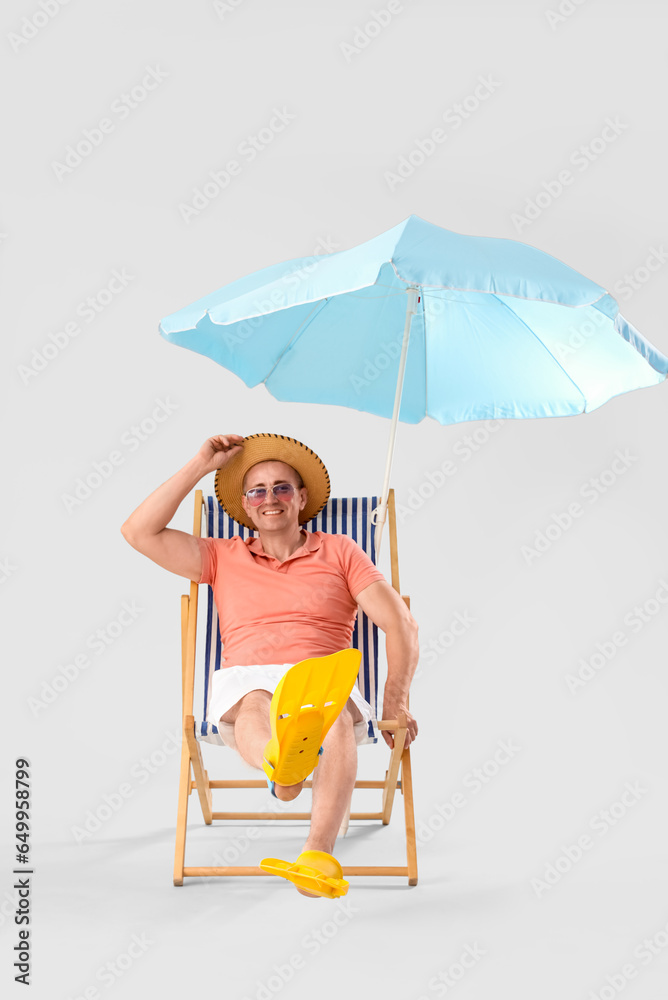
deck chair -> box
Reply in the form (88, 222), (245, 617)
(173, 487), (417, 886)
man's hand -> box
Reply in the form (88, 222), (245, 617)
(196, 434), (245, 475)
(121, 433), (245, 581)
(380, 695), (417, 750)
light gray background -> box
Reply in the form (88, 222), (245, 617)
(3, 1), (668, 997)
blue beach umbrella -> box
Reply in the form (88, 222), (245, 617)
(159, 215), (668, 554)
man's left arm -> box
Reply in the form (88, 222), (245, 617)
(354, 580), (419, 750)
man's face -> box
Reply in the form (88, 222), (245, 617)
(240, 460), (307, 532)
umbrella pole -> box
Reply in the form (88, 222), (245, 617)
(372, 285), (419, 558)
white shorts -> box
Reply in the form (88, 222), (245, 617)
(207, 662), (375, 751)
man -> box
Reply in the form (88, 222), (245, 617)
(121, 431), (419, 894)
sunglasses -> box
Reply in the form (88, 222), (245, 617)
(243, 483), (297, 506)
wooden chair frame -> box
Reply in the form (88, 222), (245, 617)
(173, 487), (417, 887)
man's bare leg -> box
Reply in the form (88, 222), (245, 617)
(220, 690), (305, 801)
(222, 692), (363, 893)
(291, 702), (361, 895)
(302, 701), (360, 854)
(222, 691), (362, 809)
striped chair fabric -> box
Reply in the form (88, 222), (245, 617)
(195, 495), (381, 747)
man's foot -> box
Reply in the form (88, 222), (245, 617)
(293, 841), (337, 896)
(259, 848), (347, 898)
(272, 779), (305, 802)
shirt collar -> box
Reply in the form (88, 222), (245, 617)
(246, 529), (322, 561)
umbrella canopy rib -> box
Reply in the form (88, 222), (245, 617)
(490, 292), (587, 412)
(260, 297), (331, 386)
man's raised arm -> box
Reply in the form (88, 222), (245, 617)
(120, 434), (244, 581)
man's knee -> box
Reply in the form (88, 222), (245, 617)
(345, 697), (363, 725)
(329, 701), (359, 730)
(220, 688), (271, 724)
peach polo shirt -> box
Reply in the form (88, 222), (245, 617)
(196, 529), (385, 668)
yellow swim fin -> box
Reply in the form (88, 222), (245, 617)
(259, 850), (348, 898)
(262, 648), (362, 788)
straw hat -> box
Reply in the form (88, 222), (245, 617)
(214, 432), (331, 530)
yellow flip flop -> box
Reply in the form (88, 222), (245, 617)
(259, 850), (348, 898)
(262, 648), (362, 788)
